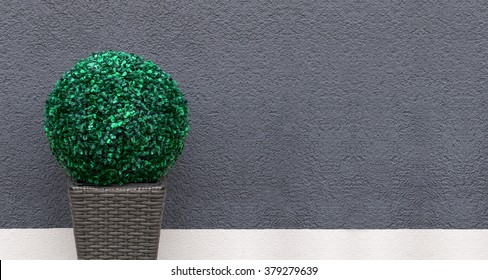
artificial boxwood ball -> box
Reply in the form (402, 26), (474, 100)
(44, 51), (189, 186)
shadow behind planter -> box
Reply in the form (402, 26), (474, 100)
(68, 176), (167, 260)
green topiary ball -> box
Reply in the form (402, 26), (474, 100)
(44, 51), (189, 186)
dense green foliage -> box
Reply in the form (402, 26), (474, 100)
(44, 51), (189, 185)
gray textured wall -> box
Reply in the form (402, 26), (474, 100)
(1, 0), (488, 229)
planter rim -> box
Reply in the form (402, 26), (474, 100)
(67, 175), (167, 189)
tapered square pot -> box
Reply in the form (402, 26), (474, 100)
(68, 176), (167, 260)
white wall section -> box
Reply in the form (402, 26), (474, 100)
(1, 229), (487, 260)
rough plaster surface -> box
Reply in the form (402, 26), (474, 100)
(1, 0), (488, 228)
(1, 229), (488, 259)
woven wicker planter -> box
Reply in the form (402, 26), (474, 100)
(68, 176), (167, 260)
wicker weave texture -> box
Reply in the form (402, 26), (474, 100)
(68, 178), (166, 260)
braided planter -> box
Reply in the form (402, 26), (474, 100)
(68, 176), (167, 260)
